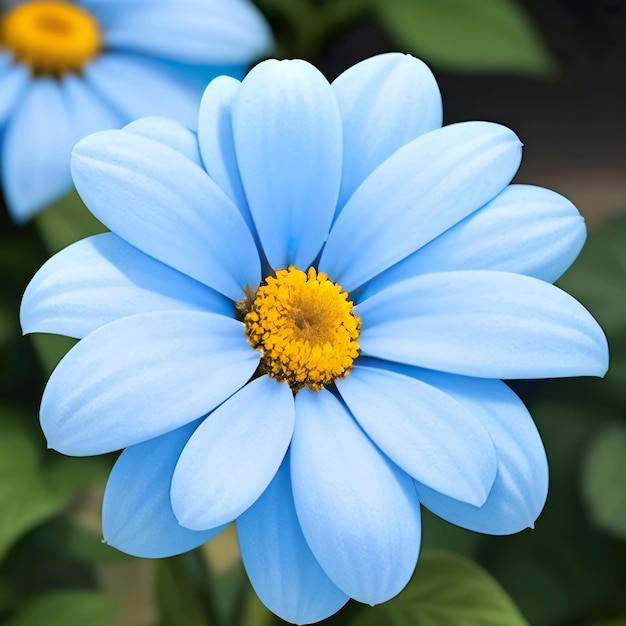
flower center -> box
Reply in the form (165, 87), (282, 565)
(243, 266), (361, 392)
(0, 1), (101, 77)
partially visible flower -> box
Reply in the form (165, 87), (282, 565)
(21, 54), (608, 624)
(0, 0), (271, 222)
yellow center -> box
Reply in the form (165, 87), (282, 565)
(0, 1), (101, 77)
(244, 266), (361, 391)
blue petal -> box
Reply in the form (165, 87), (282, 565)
(361, 184), (587, 299)
(336, 363), (496, 506)
(398, 365), (549, 534)
(237, 457), (349, 624)
(197, 76), (255, 232)
(319, 121), (522, 292)
(61, 73), (123, 139)
(157, 61), (245, 97)
(232, 59), (343, 269)
(171, 376), (294, 530)
(40, 310), (259, 455)
(356, 270), (609, 379)
(291, 388), (421, 604)
(2, 79), (77, 222)
(0, 62), (28, 125)
(97, 0), (271, 65)
(0, 52), (10, 72)
(21, 233), (231, 338)
(332, 53), (442, 215)
(102, 420), (225, 558)
(123, 116), (202, 166)
(70, 129), (260, 301)
(84, 52), (200, 129)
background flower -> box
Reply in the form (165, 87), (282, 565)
(0, 0), (271, 223)
(21, 53), (609, 624)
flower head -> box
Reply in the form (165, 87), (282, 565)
(0, 0), (271, 222)
(242, 266), (361, 391)
(21, 53), (608, 624)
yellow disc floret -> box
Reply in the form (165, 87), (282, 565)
(0, 1), (101, 77)
(244, 266), (361, 391)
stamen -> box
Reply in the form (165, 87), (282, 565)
(243, 266), (361, 391)
(0, 1), (101, 77)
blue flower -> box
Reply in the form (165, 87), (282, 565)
(0, 0), (271, 223)
(21, 54), (608, 624)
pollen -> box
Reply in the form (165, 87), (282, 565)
(0, 1), (101, 77)
(244, 266), (361, 392)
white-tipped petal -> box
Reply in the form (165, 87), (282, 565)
(2, 80), (76, 222)
(332, 52), (442, 214)
(410, 366), (548, 534)
(123, 116), (202, 166)
(361, 184), (587, 298)
(99, 0), (271, 65)
(41, 311), (258, 455)
(85, 52), (200, 129)
(71, 129), (260, 301)
(0, 63), (28, 125)
(320, 121), (522, 291)
(337, 363), (497, 505)
(172, 376), (294, 530)
(237, 458), (349, 624)
(232, 59), (342, 269)
(291, 388), (421, 604)
(197, 75), (255, 230)
(356, 270), (609, 379)
(62, 73), (122, 140)
(103, 421), (225, 558)
(21, 233), (231, 338)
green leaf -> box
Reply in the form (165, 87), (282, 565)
(420, 507), (482, 558)
(252, 0), (366, 58)
(588, 619), (626, 626)
(221, 561), (277, 626)
(53, 521), (128, 564)
(0, 410), (59, 560)
(582, 423), (626, 539)
(29, 333), (77, 378)
(557, 215), (626, 340)
(480, 400), (618, 626)
(372, 0), (557, 76)
(0, 409), (109, 560)
(5, 591), (116, 626)
(0, 303), (17, 348)
(556, 215), (626, 406)
(0, 217), (45, 291)
(154, 552), (220, 626)
(20, 517), (127, 564)
(35, 189), (106, 254)
(351, 549), (529, 626)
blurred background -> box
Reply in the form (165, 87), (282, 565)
(1, 1), (625, 625)
(312, 0), (626, 230)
